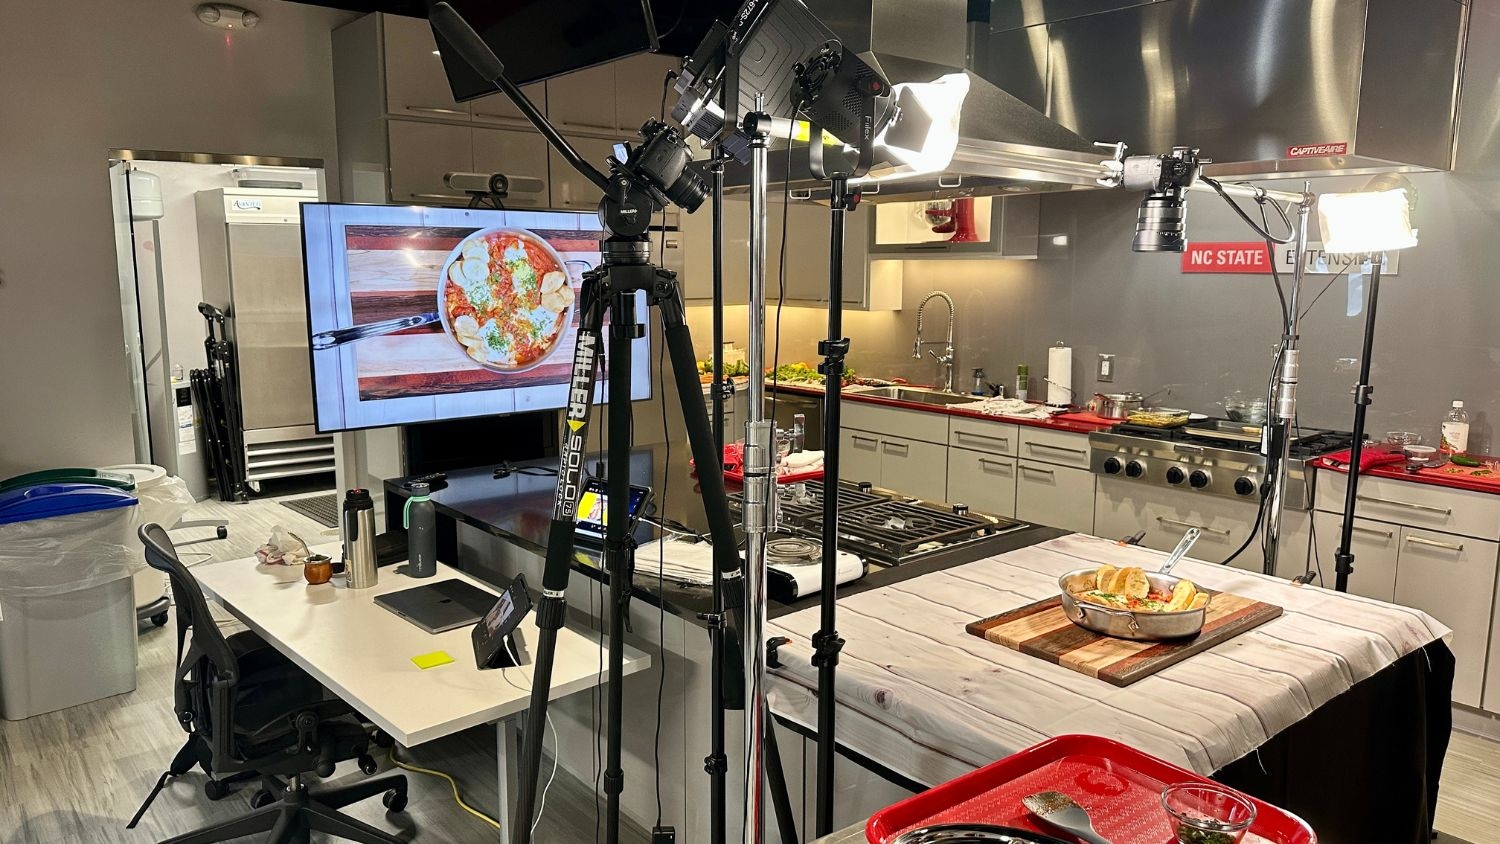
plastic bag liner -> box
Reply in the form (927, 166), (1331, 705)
(127, 472), (195, 529)
(0, 505), (145, 598)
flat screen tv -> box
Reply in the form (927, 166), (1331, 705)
(301, 203), (650, 433)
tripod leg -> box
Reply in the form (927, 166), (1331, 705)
(604, 290), (638, 844)
(513, 278), (609, 844)
(763, 708), (799, 844)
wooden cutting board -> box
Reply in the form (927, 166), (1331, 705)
(965, 592), (1283, 687)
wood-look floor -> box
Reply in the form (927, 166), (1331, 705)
(4, 489), (1497, 843)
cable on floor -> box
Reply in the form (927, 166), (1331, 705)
(386, 746), (501, 830)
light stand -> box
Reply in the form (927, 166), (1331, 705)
(1333, 256), (1384, 592)
(1260, 194), (1311, 578)
(428, 8), (745, 844)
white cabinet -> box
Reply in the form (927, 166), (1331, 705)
(879, 437), (949, 502)
(546, 63), (620, 135)
(382, 13), (468, 120)
(1319, 471), (1500, 541)
(1018, 428), (1093, 471)
(387, 119), (473, 204)
(841, 401), (947, 445)
(1309, 511), (1399, 601)
(947, 448), (1017, 517)
(1094, 478), (1309, 572)
(472, 128), (550, 208)
(1487, 572), (1500, 712)
(613, 53), (682, 132)
(1394, 527), (1497, 708)
(1017, 461), (1095, 534)
(949, 418), (1019, 457)
(679, 199), (750, 303)
(549, 135), (622, 211)
(839, 429), (883, 488)
(469, 84), (547, 128)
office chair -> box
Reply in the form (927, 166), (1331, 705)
(128, 523), (410, 844)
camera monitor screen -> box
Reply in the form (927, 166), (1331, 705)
(301, 203), (650, 432)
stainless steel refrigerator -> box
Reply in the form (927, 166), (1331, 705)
(195, 188), (334, 492)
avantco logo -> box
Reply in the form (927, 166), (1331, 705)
(1286, 142), (1348, 158)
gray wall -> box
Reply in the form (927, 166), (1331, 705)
(755, 0), (1500, 453)
(0, 0), (356, 476)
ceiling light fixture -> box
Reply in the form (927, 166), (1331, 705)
(196, 4), (259, 30)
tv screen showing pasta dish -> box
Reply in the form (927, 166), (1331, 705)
(301, 203), (650, 432)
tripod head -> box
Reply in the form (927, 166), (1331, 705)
(429, 3), (706, 246)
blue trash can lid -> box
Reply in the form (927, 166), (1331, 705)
(0, 483), (139, 526)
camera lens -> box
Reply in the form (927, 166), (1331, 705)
(1133, 192), (1187, 252)
(665, 167), (708, 213)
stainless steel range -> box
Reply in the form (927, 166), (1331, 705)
(730, 480), (1031, 567)
(1088, 419), (1353, 509)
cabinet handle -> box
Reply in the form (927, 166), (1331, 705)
(1020, 465), (1054, 477)
(977, 458), (1013, 472)
(851, 435), (879, 447)
(1155, 516), (1232, 537)
(405, 105), (467, 117)
(556, 120), (620, 134)
(1351, 524), (1395, 540)
(883, 442), (910, 456)
(473, 111), (526, 121)
(1404, 535), (1465, 553)
(1356, 494), (1452, 516)
(407, 192), (466, 202)
(1027, 442), (1088, 456)
(956, 431), (1011, 447)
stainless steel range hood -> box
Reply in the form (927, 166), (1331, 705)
(736, 0), (1467, 201)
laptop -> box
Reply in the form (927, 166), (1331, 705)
(374, 579), (499, 634)
(574, 477), (652, 546)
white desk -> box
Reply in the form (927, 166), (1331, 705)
(195, 543), (649, 841)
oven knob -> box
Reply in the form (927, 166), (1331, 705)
(953, 503), (970, 516)
(1102, 457), (1123, 475)
(1189, 469), (1211, 489)
(1234, 476), (1258, 496)
(1125, 460), (1146, 478)
(1166, 466), (1187, 485)
(857, 481), (874, 493)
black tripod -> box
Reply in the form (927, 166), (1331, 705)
(428, 7), (745, 843)
(1332, 258), (1385, 593)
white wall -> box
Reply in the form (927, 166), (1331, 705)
(0, 0), (356, 476)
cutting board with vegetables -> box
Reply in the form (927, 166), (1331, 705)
(965, 593), (1283, 687)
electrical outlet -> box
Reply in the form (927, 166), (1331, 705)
(1097, 354), (1115, 383)
(652, 827), (677, 844)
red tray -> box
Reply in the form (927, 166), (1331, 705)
(866, 735), (1315, 844)
(723, 465), (823, 485)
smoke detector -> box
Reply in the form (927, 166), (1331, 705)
(196, 4), (259, 29)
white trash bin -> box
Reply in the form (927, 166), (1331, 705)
(0, 484), (142, 720)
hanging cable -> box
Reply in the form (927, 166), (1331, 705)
(1200, 175), (1298, 244)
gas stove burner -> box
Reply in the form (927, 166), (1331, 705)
(766, 536), (822, 566)
(854, 510), (938, 534)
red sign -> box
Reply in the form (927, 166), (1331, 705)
(1181, 242), (1272, 273)
(1286, 142), (1348, 158)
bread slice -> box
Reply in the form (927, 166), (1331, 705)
(1094, 565), (1118, 591)
(1188, 592), (1210, 611)
(1166, 579), (1197, 611)
(1110, 567), (1150, 599)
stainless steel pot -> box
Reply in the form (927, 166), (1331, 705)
(1057, 568), (1208, 640)
(1087, 392), (1144, 419)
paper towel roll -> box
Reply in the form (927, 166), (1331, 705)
(1047, 343), (1073, 407)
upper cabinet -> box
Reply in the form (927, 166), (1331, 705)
(869, 194), (1041, 259)
(381, 14), (468, 120)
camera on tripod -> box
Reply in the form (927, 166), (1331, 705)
(601, 119), (708, 237)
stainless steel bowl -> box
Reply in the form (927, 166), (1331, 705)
(1058, 567), (1208, 640)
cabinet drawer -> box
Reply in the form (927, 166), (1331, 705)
(841, 401), (947, 445)
(1018, 427), (1092, 470)
(1016, 461), (1095, 534)
(949, 418), (1019, 457)
(879, 437), (948, 502)
(1394, 526), (1498, 707)
(839, 429), (883, 488)
(947, 448), (1016, 517)
(1318, 471), (1500, 541)
(1310, 511), (1399, 601)
(387, 120), (472, 204)
(471, 128), (549, 209)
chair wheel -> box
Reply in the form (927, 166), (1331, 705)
(358, 754), (379, 776)
(150, 612), (169, 627)
(382, 789), (408, 813)
(249, 789), (277, 809)
(372, 730), (395, 749)
(203, 779), (231, 801)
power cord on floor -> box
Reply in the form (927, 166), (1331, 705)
(386, 746), (501, 830)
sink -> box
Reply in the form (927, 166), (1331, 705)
(853, 386), (978, 406)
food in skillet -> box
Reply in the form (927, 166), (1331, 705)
(1071, 564), (1209, 613)
(444, 230), (574, 370)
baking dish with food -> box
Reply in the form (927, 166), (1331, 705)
(1057, 568), (1209, 640)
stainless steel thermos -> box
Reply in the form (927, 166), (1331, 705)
(341, 488), (378, 589)
(404, 482), (436, 578)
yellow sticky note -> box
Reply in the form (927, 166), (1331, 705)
(411, 651), (455, 670)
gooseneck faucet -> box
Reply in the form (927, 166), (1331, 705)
(912, 290), (957, 392)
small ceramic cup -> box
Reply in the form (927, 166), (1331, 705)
(304, 554), (333, 585)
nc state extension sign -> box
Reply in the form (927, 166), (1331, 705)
(1181, 242), (1271, 273)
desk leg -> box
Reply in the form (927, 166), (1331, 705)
(497, 716), (520, 844)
